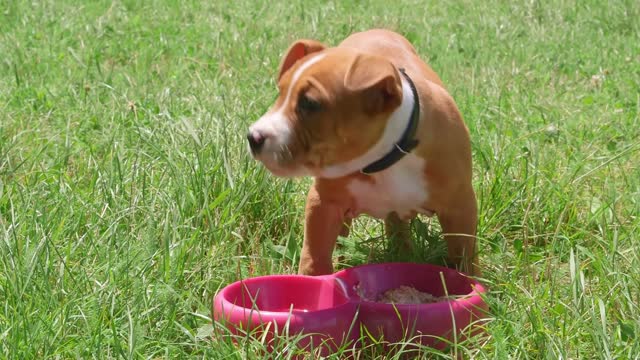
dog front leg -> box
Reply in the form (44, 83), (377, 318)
(298, 188), (344, 276)
(438, 187), (480, 276)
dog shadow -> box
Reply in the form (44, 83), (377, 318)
(335, 217), (448, 269)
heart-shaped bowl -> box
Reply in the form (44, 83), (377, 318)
(213, 263), (487, 354)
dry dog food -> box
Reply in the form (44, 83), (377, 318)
(355, 284), (448, 304)
(378, 285), (445, 304)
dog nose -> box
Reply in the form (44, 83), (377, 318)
(247, 130), (266, 153)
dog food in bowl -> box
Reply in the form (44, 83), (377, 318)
(379, 285), (447, 304)
(355, 284), (447, 304)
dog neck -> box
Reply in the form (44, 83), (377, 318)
(318, 70), (417, 178)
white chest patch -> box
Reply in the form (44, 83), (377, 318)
(346, 154), (431, 220)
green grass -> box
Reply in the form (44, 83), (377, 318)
(1, 0), (639, 358)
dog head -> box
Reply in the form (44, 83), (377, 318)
(247, 39), (408, 178)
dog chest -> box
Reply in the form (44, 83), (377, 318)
(346, 154), (430, 220)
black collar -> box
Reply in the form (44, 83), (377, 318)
(360, 68), (420, 175)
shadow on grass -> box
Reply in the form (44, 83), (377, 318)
(336, 217), (449, 270)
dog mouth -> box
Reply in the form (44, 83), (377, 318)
(246, 120), (320, 178)
(249, 145), (312, 178)
(257, 160), (311, 178)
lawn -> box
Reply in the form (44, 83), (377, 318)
(1, 0), (639, 358)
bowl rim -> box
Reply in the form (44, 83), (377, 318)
(214, 274), (355, 318)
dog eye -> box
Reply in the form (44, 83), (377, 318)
(297, 94), (323, 114)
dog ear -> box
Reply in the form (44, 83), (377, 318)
(343, 54), (403, 114)
(278, 39), (326, 81)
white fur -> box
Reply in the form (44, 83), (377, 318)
(319, 76), (415, 178)
(249, 54), (326, 153)
(346, 154), (431, 220)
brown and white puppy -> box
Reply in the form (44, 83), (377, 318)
(247, 29), (479, 276)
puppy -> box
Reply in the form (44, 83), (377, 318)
(247, 29), (479, 276)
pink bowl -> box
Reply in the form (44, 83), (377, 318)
(213, 263), (487, 353)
